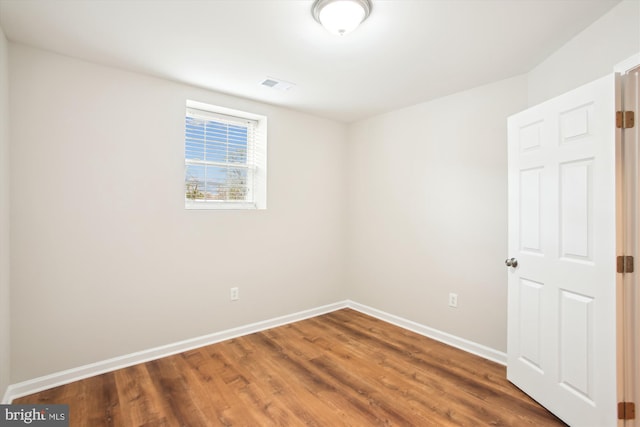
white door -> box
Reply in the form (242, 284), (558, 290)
(507, 74), (617, 426)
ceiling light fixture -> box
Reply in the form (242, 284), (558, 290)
(311, 0), (373, 36)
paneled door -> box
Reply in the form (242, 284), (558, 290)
(507, 74), (617, 426)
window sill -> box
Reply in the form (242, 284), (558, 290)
(185, 200), (260, 210)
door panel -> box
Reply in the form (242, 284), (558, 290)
(558, 289), (593, 400)
(520, 168), (543, 252)
(518, 278), (543, 370)
(560, 159), (593, 261)
(507, 74), (616, 426)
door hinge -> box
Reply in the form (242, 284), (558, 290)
(618, 402), (636, 420)
(617, 255), (635, 273)
(616, 110), (635, 129)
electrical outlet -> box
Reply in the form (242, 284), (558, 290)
(230, 287), (239, 301)
(448, 293), (458, 308)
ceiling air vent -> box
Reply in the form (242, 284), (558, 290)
(260, 77), (295, 91)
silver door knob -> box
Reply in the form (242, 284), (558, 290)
(505, 258), (518, 268)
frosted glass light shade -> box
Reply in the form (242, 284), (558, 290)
(312, 0), (372, 36)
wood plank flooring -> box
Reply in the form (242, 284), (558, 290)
(14, 308), (566, 426)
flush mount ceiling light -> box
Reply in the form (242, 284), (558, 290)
(311, 0), (373, 36)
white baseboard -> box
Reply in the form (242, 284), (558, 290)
(3, 299), (505, 403)
(3, 300), (349, 403)
(2, 386), (10, 405)
(347, 300), (507, 366)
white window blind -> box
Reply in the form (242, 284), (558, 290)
(184, 103), (266, 209)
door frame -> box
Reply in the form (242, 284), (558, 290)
(615, 53), (640, 427)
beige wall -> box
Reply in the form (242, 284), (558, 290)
(0, 24), (10, 397)
(9, 44), (348, 382)
(346, 76), (528, 352)
(528, 0), (640, 105)
(345, 0), (640, 354)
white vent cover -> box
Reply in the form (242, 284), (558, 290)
(260, 77), (296, 91)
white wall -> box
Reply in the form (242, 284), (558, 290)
(9, 44), (348, 382)
(528, 0), (640, 105)
(345, 0), (639, 355)
(0, 24), (10, 398)
(346, 76), (528, 352)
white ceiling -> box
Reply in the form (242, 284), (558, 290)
(0, 0), (620, 122)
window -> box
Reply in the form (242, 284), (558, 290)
(184, 100), (267, 209)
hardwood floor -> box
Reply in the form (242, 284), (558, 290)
(14, 309), (566, 426)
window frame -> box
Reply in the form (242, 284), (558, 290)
(184, 100), (267, 210)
